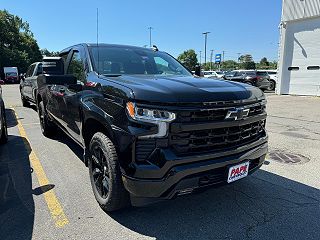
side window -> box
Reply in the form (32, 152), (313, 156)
(67, 51), (86, 83)
(28, 64), (35, 77)
(36, 64), (43, 76)
(60, 52), (69, 73)
(154, 56), (170, 73)
(26, 66), (32, 77)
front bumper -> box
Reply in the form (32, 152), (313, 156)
(122, 139), (267, 201)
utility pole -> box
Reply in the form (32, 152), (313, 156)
(148, 27), (153, 47)
(222, 51), (225, 63)
(210, 49), (214, 70)
(202, 32), (210, 65)
(199, 51), (202, 66)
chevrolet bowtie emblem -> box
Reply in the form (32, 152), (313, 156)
(225, 108), (250, 120)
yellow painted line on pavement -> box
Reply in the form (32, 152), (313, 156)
(12, 107), (69, 228)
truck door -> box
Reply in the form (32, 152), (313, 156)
(61, 47), (87, 144)
(24, 64), (36, 99)
(46, 52), (72, 129)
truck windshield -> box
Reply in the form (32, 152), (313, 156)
(89, 46), (192, 77)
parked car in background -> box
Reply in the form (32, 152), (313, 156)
(20, 57), (63, 107)
(266, 70), (277, 91)
(203, 71), (225, 78)
(20, 62), (42, 107)
(224, 70), (271, 91)
(0, 84), (8, 144)
(3, 67), (19, 84)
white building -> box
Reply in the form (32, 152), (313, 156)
(278, 0), (320, 96)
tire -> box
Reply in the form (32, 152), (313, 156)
(21, 93), (29, 107)
(88, 132), (130, 212)
(267, 80), (276, 91)
(0, 105), (8, 144)
(38, 101), (55, 137)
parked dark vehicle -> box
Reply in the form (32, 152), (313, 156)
(224, 70), (271, 91)
(20, 57), (63, 107)
(36, 43), (268, 211)
(0, 85), (8, 144)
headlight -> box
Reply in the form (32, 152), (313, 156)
(126, 102), (176, 138)
(126, 102), (176, 122)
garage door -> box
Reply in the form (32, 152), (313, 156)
(283, 17), (320, 96)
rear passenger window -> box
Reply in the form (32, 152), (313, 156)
(307, 66), (320, 70)
(288, 67), (299, 71)
(27, 64), (35, 77)
(67, 51), (86, 83)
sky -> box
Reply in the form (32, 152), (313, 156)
(1, 0), (282, 62)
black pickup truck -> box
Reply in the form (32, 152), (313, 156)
(36, 43), (268, 211)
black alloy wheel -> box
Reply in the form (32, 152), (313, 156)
(91, 144), (111, 199)
(88, 132), (130, 212)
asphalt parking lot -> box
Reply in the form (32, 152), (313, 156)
(0, 85), (319, 240)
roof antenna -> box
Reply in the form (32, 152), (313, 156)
(96, 8), (100, 75)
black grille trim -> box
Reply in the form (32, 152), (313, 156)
(175, 102), (266, 123)
(169, 120), (266, 156)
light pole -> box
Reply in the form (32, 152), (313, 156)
(199, 51), (202, 66)
(148, 27), (153, 47)
(202, 32), (210, 65)
(210, 49), (214, 70)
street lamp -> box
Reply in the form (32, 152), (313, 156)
(199, 51), (202, 66)
(210, 49), (214, 70)
(202, 32), (210, 65)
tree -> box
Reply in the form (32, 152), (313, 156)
(177, 49), (198, 71)
(40, 48), (59, 57)
(239, 54), (253, 63)
(221, 60), (238, 70)
(241, 61), (256, 70)
(239, 54), (256, 70)
(0, 9), (42, 78)
(260, 57), (269, 66)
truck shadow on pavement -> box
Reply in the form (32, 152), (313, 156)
(0, 114), (54, 240)
(110, 170), (320, 240)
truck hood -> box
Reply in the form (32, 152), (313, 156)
(101, 75), (265, 103)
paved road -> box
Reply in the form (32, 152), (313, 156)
(0, 85), (319, 240)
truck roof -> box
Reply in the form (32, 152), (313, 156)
(60, 43), (155, 54)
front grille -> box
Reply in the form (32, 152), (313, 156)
(170, 120), (266, 155)
(175, 103), (265, 123)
